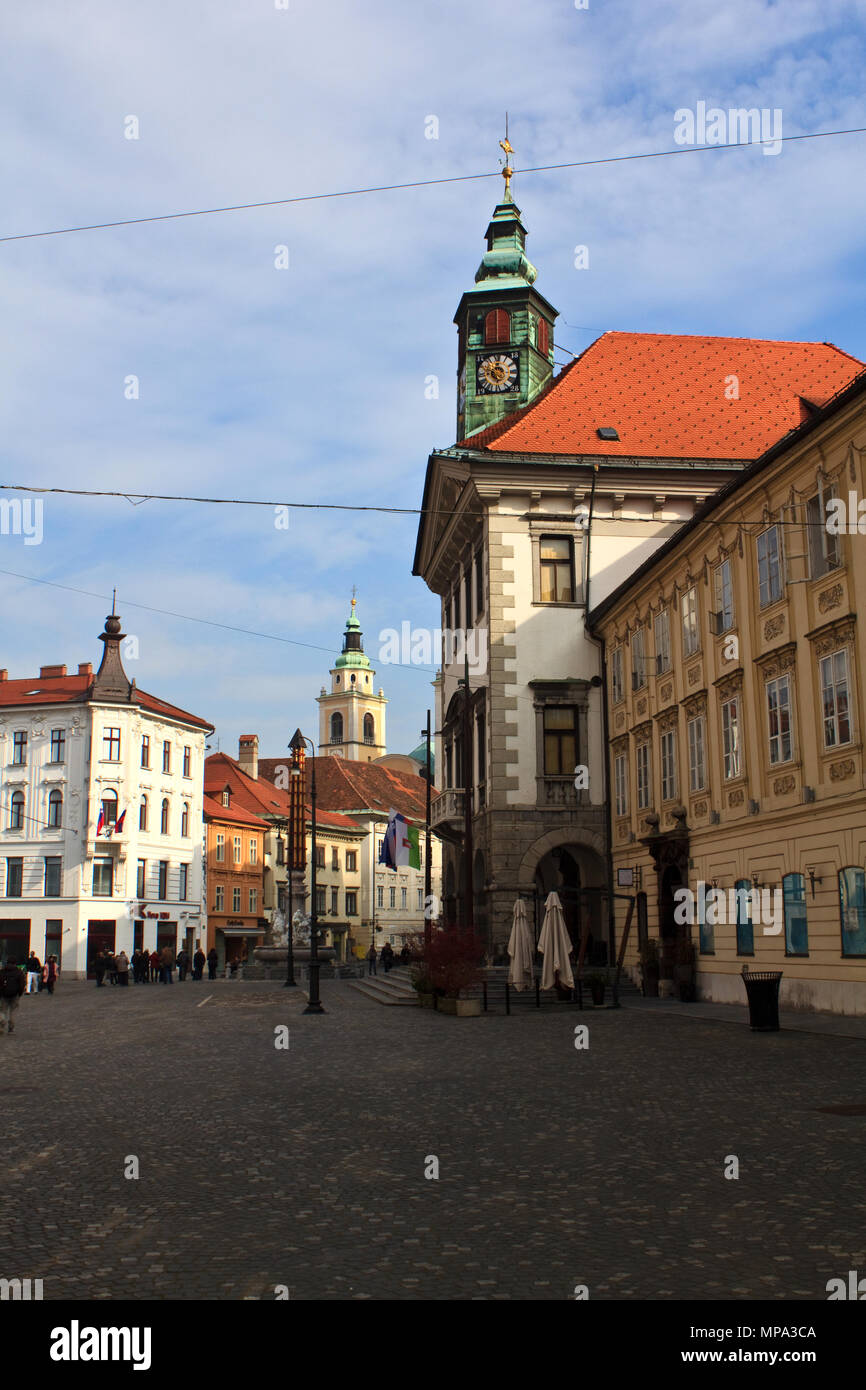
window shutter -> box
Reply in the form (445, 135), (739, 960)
(485, 308), (510, 345)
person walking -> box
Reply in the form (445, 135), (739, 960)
(43, 956), (58, 996)
(160, 945), (174, 984)
(381, 942), (393, 974)
(192, 948), (205, 981)
(176, 949), (189, 982)
(94, 950), (107, 987)
(108, 952), (118, 986)
(25, 952), (42, 995)
(366, 944), (377, 976)
(0, 959), (26, 1034)
(206, 947), (218, 981)
(149, 949), (160, 983)
(116, 951), (130, 986)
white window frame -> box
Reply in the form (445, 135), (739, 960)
(757, 525), (783, 607)
(722, 697), (741, 780)
(821, 650), (851, 749)
(766, 674), (793, 765)
(661, 729), (678, 801)
(687, 715), (706, 793)
(611, 647), (624, 704)
(636, 743), (651, 810)
(681, 588), (699, 657)
(654, 610), (671, 675)
(712, 559), (734, 633)
(614, 753), (628, 816)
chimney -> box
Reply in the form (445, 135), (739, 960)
(238, 734), (259, 780)
(40, 664), (67, 679)
(78, 662), (93, 677)
(0, 670), (7, 682)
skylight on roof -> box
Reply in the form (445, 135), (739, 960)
(24, 689), (42, 695)
(597, 427), (619, 441)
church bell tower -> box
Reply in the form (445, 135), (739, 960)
(454, 128), (559, 441)
(316, 598), (387, 761)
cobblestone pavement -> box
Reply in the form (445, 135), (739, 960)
(2, 978), (865, 1301)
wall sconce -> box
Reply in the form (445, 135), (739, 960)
(752, 871), (761, 890)
(806, 867), (823, 899)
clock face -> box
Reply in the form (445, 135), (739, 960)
(476, 351), (520, 395)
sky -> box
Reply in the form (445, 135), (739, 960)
(1, 0), (864, 760)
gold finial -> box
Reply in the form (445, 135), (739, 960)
(499, 112), (514, 193)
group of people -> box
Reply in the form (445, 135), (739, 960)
(94, 945), (219, 985)
(366, 942), (413, 975)
(0, 954), (59, 1035)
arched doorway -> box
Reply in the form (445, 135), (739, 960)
(532, 841), (607, 965)
(659, 863), (684, 978)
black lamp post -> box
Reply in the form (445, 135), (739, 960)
(283, 814), (296, 988)
(297, 733), (324, 1015)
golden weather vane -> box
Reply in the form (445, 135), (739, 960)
(499, 112), (515, 194)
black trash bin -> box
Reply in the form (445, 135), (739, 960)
(741, 970), (783, 1031)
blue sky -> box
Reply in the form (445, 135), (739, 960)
(1, 0), (864, 759)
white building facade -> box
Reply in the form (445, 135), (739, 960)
(0, 611), (212, 977)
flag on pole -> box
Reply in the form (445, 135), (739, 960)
(114, 809), (126, 834)
(96, 808), (105, 837)
(379, 810), (421, 871)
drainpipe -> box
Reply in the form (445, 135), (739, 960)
(582, 465), (616, 964)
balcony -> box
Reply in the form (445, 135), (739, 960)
(431, 788), (465, 832)
(540, 778), (579, 807)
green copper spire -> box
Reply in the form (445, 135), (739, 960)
(334, 597), (372, 670)
(474, 193), (538, 288)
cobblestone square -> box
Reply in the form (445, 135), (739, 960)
(3, 979), (865, 1301)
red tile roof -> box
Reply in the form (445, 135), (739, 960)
(0, 671), (212, 729)
(258, 756), (428, 824)
(202, 794), (269, 830)
(467, 331), (864, 459)
(204, 754), (363, 832)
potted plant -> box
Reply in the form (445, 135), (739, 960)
(409, 965), (436, 1009)
(639, 939), (660, 997)
(425, 928), (485, 1016)
(585, 971), (607, 1007)
(673, 938), (696, 1002)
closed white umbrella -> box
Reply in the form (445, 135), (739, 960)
(538, 891), (574, 991)
(507, 898), (535, 991)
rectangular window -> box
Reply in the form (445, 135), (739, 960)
(722, 698), (740, 780)
(183, 746), (191, 778)
(232, 886), (241, 913)
(162, 741), (171, 774)
(712, 559), (734, 634)
(543, 707), (578, 776)
(654, 610), (671, 674)
(821, 650), (851, 748)
(104, 727), (121, 761)
(807, 491), (840, 578)
(346, 890), (357, 916)
(681, 587), (699, 657)
(12, 731), (27, 765)
(757, 526), (783, 607)
(137, 859), (146, 898)
(611, 647), (624, 704)
(216, 834), (225, 863)
(661, 729), (677, 801)
(249, 839), (257, 865)
(158, 861), (168, 900)
(331, 888), (338, 915)
(5, 858), (23, 897)
(389, 886), (396, 909)
(50, 729), (66, 763)
(141, 735), (150, 768)
(315, 844), (325, 869)
(315, 887), (326, 916)
(93, 858), (113, 897)
(346, 850), (357, 872)
(44, 856), (62, 898)
(215, 885), (225, 911)
(614, 754), (628, 817)
(377, 885), (384, 909)
(331, 847), (339, 871)
(784, 873), (808, 955)
(401, 887), (407, 910)
(636, 743), (651, 810)
(179, 864), (188, 902)
(840, 868), (866, 957)
(734, 881), (754, 956)
(687, 716), (706, 793)
(631, 628), (646, 690)
(249, 888), (257, 914)
(539, 535), (574, 603)
(233, 836), (242, 865)
(417, 888), (423, 911)
(766, 675), (793, 765)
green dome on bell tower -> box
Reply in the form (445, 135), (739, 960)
(334, 597), (372, 670)
(453, 128), (559, 442)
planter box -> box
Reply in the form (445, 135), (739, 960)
(417, 992), (436, 1009)
(437, 997), (481, 1017)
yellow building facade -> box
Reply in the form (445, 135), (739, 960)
(591, 371), (866, 1015)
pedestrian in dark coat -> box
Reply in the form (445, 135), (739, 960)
(149, 950), (160, 983)
(193, 949), (206, 981)
(367, 944), (377, 976)
(44, 956), (58, 995)
(206, 948), (218, 981)
(94, 952), (107, 987)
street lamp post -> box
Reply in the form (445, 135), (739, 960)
(295, 732), (324, 1015)
(283, 815), (296, 988)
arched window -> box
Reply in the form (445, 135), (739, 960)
(363, 714), (375, 745)
(484, 308), (510, 345)
(161, 798), (170, 835)
(839, 867), (866, 957)
(10, 790), (24, 830)
(537, 316), (550, 356)
(330, 713), (343, 745)
(101, 791), (118, 830)
(48, 789), (63, 829)
(734, 880), (753, 956)
(181, 803), (189, 838)
(139, 795), (148, 831)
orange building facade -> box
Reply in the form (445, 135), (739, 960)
(203, 793), (268, 969)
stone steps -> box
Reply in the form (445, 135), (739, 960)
(349, 967), (418, 1007)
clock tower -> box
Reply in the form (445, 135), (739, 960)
(317, 597), (387, 762)
(454, 135), (558, 441)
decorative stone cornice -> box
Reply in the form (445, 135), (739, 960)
(755, 642), (797, 679)
(713, 668), (744, 700)
(682, 690), (707, 717)
(807, 615), (856, 658)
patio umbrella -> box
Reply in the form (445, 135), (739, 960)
(507, 898), (535, 992)
(538, 891), (575, 991)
